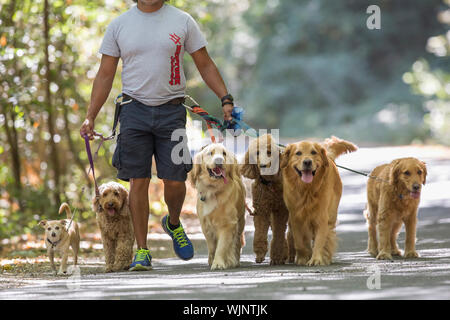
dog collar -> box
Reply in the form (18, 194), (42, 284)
(47, 238), (60, 248)
(259, 176), (272, 186)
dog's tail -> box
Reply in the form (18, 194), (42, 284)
(58, 202), (72, 219)
(324, 136), (358, 161)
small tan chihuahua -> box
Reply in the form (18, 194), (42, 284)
(39, 203), (80, 275)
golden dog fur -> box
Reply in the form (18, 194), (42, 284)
(93, 182), (135, 272)
(281, 136), (357, 266)
(39, 203), (80, 275)
(241, 134), (291, 265)
(364, 157), (427, 260)
(190, 143), (246, 270)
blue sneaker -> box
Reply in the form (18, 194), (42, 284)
(161, 215), (194, 260)
(129, 248), (152, 271)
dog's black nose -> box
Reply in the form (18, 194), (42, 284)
(51, 233), (56, 237)
(303, 159), (312, 167)
(108, 202), (114, 207)
(412, 183), (420, 191)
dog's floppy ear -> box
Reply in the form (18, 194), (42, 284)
(39, 220), (48, 228)
(420, 161), (427, 185)
(389, 159), (401, 185)
(189, 152), (203, 186)
(229, 155), (241, 182)
(280, 144), (293, 169)
(92, 193), (101, 212)
(317, 143), (329, 168)
(118, 184), (129, 209)
(240, 149), (258, 179)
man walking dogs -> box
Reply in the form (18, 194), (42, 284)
(80, 0), (234, 271)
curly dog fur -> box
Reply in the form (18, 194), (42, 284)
(241, 134), (292, 265)
(93, 182), (135, 272)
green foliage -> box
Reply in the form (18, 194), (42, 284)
(240, 0), (447, 143)
(0, 0), (449, 240)
(403, 3), (450, 145)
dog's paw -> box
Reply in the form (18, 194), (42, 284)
(295, 256), (309, 266)
(255, 256), (265, 264)
(270, 257), (286, 266)
(367, 244), (378, 257)
(210, 261), (227, 270)
(404, 250), (419, 259)
(391, 248), (402, 256)
(112, 263), (130, 272)
(306, 256), (328, 266)
(368, 249), (378, 258)
(376, 251), (393, 261)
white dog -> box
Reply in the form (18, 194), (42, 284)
(189, 144), (246, 270)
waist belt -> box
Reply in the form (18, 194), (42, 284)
(112, 94), (186, 137)
(123, 94), (186, 106)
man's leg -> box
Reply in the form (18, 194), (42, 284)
(128, 177), (153, 271)
(163, 179), (186, 228)
(129, 177), (151, 249)
(160, 178), (194, 260)
(155, 103), (194, 260)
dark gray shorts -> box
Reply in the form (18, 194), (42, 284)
(112, 99), (192, 182)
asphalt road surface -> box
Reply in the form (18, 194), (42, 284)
(0, 145), (449, 300)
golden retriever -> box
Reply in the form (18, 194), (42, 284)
(364, 157), (427, 260)
(189, 143), (246, 270)
(281, 136), (357, 266)
(241, 134), (291, 265)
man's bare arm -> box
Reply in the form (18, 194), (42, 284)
(80, 54), (119, 139)
(190, 47), (233, 120)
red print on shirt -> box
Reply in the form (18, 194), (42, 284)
(169, 33), (182, 86)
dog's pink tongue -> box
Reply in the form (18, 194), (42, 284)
(301, 170), (314, 183)
(410, 191), (421, 199)
(107, 208), (115, 216)
(219, 168), (227, 184)
(213, 167), (227, 184)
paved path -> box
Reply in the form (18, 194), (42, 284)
(1, 146), (449, 300)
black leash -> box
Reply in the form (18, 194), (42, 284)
(276, 142), (388, 184)
(334, 163), (390, 184)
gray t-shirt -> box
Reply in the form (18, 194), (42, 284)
(99, 4), (207, 106)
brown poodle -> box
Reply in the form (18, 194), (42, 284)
(93, 181), (135, 272)
(365, 157), (427, 260)
(241, 134), (292, 265)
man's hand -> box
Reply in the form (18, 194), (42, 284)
(80, 117), (95, 140)
(223, 103), (233, 121)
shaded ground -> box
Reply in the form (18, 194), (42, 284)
(0, 145), (449, 299)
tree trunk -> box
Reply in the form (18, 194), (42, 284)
(1, 0), (23, 208)
(43, 0), (61, 205)
(1, 108), (21, 192)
